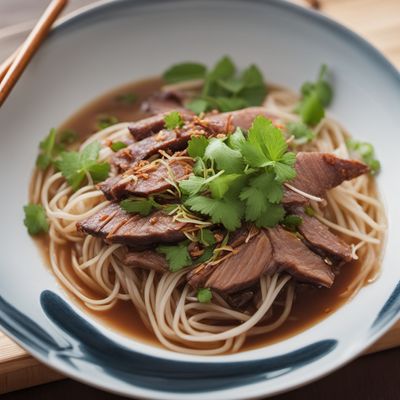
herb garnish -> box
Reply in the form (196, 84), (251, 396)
(197, 288), (212, 303)
(59, 130), (78, 145)
(286, 121), (314, 144)
(110, 141), (128, 152)
(297, 65), (333, 125)
(181, 116), (296, 231)
(23, 204), (49, 235)
(156, 241), (192, 272)
(164, 111), (184, 130)
(163, 56), (267, 114)
(56, 141), (110, 191)
(120, 197), (161, 216)
(96, 115), (119, 130)
(116, 93), (137, 105)
(282, 214), (303, 232)
(346, 139), (381, 174)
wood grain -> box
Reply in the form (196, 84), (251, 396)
(0, 0), (399, 395)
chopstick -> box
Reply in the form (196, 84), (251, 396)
(0, 0), (68, 107)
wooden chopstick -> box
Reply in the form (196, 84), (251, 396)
(0, 0), (68, 107)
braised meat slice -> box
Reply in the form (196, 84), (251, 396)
(205, 231), (274, 293)
(77, 206), (188, 247)
(141, 90), (190, 116)
(286, 152), (368, 200)
(204, 107), (277, 134)
(124, 250), (168, 272)
(267, 226), (335, 287)
(292, 207), (352, 263)
(99, 159), (192, 200)
(128, 109), (194, 141)
(113, 129), (193, 171)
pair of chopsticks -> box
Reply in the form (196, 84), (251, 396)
(0, 0), (67, 107)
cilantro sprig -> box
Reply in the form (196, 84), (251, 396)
(56, 141), (110, 191)
(197, 288), (212, 303)
(120, 197), (161, 216)
(23, 204), (49, 235)
(297, 65), (333, 125)
(156, 241), (192, 272)
(163, 56), (267, 114)
(181, 116), (296, 231)
(164, 111), (184, 130)
(346, 139), (381, 174)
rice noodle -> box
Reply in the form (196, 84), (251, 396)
(29, 86), (385, 355)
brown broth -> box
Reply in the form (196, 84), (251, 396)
(36, 77), (368, 353)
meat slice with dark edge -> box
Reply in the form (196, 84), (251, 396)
(77, 206), (188, 247)
(267, 226), (335, 287)
(128, 109), (194, 141)
(114, 108), (278, 171)
(99, 159), (193, 200)
(141, 91), (190, 116)
(205, 231), (274, 294)
(284, 152), (369, 202)
(292, 207), (352, 263)
(124, 250), (168, 272)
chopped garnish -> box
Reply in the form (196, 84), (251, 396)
(187, 136), (209, 158)
(198, 228), (216, 246)
(164, 111), (184, 130)
(163, 62), (207, 83)
(59, 130), (78, 145)
(197, 288), (213, 303)
(164, 56), (267, 114)
(156, 241), (192, 272)
(282, 214), (303, 231)
(36, 129), (57, 170)
(346, 139), (381, 174)
(182, 116), (295, 231)
(297, 64), (333, 125)
(116, 93), (137, 105)
(96, 115), (119, 130)
(56, 141), (110, 191)
(110, 141), (128, 152)
(120, 197), (160, 216)
(304, 206), (315, 217)
(23, 204), (49, 235)
(286, 121), (314, 144)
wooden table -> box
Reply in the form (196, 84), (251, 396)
(1, 0), (399, 398)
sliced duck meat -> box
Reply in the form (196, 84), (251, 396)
(267, 226), (335, 287)
(77, 206), (188, 247)
(282, 187), (309, 206)
(141, 90), (190, 115)
(99, 159), (193, 200)
(205, 231), (274, 293)
(113, 128), (193, 171)
(203, 107), (277, 134)
(128, 109), (194, 141)
(291, 207), (352, 263)
(124, 250), (168, 272)
(286, 152), (368, 200)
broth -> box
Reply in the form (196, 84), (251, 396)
(35, 77), (371, 352)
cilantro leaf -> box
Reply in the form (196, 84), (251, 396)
(157, 242), (192, 272)
(298, 91), (325, 125)
(255, 204), (285, 228)
(204, 138), (244, 173)
(59, 130), (78, 145)
(36, 129), (57, 170)
(186, 99), (209, 114)
(96, 115), (119, 130)
(282, 214), (303, 231)
(23, 204), (49, 235)
(120, 197), (159, 216)
(163, 62), (207, 83)
(185, 195), (243, 231)
(214, 97), (248, 112)
(164, 111), (184, 130)
(56, 141), (110, 191)
(197, 288), (212, 303)
(207, 56), (236, 81)
(227, 128), (246, 150)
(187, 136), (209, 158)
(199, 229), (216, 246)
(116, 92), (137, 105)
(110, 141), (128, 152)
(346, 139), (381, 174)
(193, 246), (214, 265)
(209, 173), (241, 199)
(286, 122), (314, 144)
(179, 175), (206, 197)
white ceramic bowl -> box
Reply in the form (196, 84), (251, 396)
(0, 1), (399, 399)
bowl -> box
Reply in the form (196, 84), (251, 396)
(0, 1), (399, 399)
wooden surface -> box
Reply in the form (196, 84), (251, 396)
(0, 0), (399, 396)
